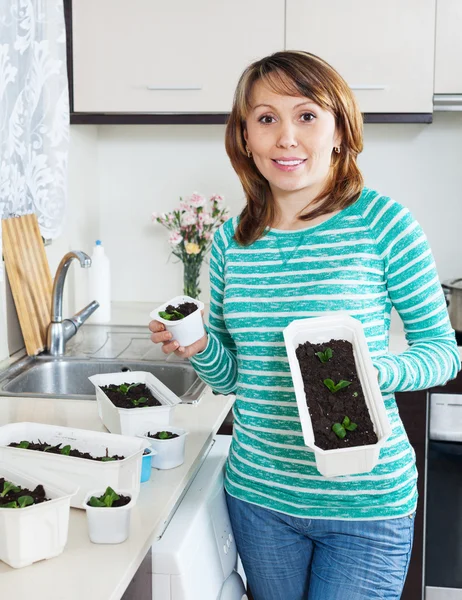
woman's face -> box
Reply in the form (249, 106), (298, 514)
(244, 79), (341, 199)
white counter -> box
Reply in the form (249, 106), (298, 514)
(0, 390), (235, 600)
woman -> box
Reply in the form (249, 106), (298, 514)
(149, 51), (460, 599)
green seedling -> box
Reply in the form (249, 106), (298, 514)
(352, 392), (358, 398)
(101, 447), (116, 462)
(1, 480), (21, 497)
(18, 440), (30, 449)
(315, 347), (333, 364)
(332, 416), (358, 439)
(88, 486), (120, 508)
(158, 309), (184, 321)
(43, 445), (54, 452)
(60, 445), (71, 456)
(323, 379), (352, 393)
(2, 501), (18, 508)
(117, 383), (138, 394)
(17, 495), (34, 508)
(131, 396), (148, 407)
(157, 431), (171, 440)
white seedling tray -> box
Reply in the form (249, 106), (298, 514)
(0, 463), (78, 568)
(283, 314), (392, 477)
(150, 295), (205, 347)
(89, 371), (181, 436)
(0, 422), (149, 508)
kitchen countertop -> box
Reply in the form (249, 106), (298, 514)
(0, 303), (458, 598)
(0, 390), (235, 599)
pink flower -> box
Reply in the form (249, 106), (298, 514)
(169, 231), (183, 246)
(181, 211), (197, 227)
(189, 192), (206, 208)
(203, 213), (215, 226)
(151, 212), (159, 221)
(210, 194), (225, 205)
(204, 231), (213, 240)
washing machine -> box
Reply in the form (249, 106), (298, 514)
(151, 435), (248, 600)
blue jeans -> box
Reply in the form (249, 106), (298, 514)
(226, 491), (415, 600)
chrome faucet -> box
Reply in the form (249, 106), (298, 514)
(47, 251), (99, 356)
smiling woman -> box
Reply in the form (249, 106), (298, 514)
(148, 50), (460, 600)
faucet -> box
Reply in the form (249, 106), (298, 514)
(47, 251), (99, 356)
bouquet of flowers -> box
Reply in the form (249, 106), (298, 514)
(152, 192), (230, 298)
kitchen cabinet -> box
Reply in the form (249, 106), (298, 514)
(434, 0), (462, 95)
(285, 0), (435, 115)
(71, 0), (284, 114)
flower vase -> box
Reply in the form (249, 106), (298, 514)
(183, 255), (202, 299)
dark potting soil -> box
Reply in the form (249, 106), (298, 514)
(101, 383), (162, 409)
(8, 441), (125, 461)
(146, 431), (179, 440)
(295, 339), (378, 451)
(87, 493), (131, 508)
(0, 477), (49, 507)
(164, 301), (198, 320)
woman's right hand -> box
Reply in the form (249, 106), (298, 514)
(148, 313), (208, 359)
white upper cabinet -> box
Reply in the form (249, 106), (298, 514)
(285, 0), (436, 113)
(72, 0), (284, 113)
(434, 0), (462, 94)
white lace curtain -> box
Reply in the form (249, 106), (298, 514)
(0, 0), (69, 248)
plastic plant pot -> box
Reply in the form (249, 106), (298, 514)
(88, 371), (181, 436)
(150, 295), (205, 347)
(83, 489), (135, 544)
(138, 426), (188, 470)
(0, 422), (149, 508)
(283, 313), (392, 478)
(0, 465), (78, 568)
(140, 447), (155, 483)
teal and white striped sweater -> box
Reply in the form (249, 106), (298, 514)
(190, 187), (460, 520)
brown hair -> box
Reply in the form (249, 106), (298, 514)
(225, 51), (364, 246)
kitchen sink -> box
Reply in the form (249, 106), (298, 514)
(0, 356), (207, 403)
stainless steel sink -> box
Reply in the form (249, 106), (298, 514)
(0, 356), (207, 403)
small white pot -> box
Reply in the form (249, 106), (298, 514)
(83, 489), (135, 544)
(150, 295), (205, 347)
(138, 426), (188, 470)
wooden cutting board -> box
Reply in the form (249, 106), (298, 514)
(2, 214), (53, 356)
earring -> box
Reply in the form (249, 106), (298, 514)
(246, 145), (252, 158)
(334, 146), (341, 154)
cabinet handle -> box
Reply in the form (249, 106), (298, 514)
(146, 85), (203, 91)
(349, 85), (388, 91)
(433, 94), (462, 111)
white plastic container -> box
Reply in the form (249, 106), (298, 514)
(83, 488), (135, 544)
(88, 239), (111, 323)
(138, 426), (188, 470)
(89, 371), (181, 436)
(150, 295), (205, 347)
(0, 423), (149, 508)
(283, 314), (392, 478)
(0, 464), (78, 568)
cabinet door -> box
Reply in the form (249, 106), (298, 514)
(435, 0), (462, 94)
(285, 0), (435, 113)
(72, 0), (284, 113)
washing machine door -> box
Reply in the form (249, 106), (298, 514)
(219, 571), (247, 600)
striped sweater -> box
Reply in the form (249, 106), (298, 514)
(190, 187), (460, 520)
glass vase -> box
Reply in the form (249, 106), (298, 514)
(183, 254), (202, 299)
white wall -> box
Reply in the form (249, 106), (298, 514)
(77, 112), (462, 307)
(2, 113), (462, 360)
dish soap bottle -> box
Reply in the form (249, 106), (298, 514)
(88, 240), (111, 323)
